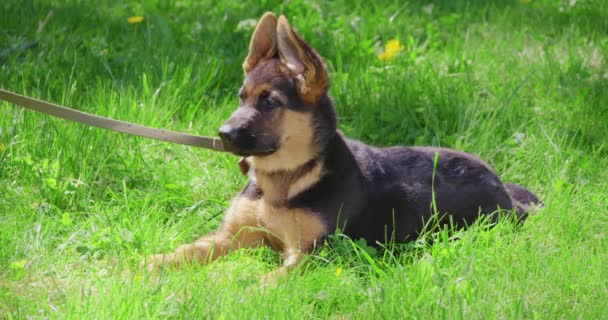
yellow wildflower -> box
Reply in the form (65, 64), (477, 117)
(128, 16), (144, 24)
(385, 40), (404, 53)
(0, 143), (6, 152)
(378, 39), (404, 62)
(335, 267), (343, 277)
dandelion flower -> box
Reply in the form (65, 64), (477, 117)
(378, 51), (396, 61)
(385, 39), (403, 53)
(335, 267), (343, 277)
(378, 39), (404, 62)
(128, 16), (144, 24)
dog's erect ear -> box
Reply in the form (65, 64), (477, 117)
(243, 12), (278, 75)
(277, 15), (329, 105)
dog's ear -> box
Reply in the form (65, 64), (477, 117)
(277, 15), (329, 105)
(243, 12), (278, 75)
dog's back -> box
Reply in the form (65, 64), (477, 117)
(289, 134), (541, 244)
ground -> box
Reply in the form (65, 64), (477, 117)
(1, 0), (607, 318)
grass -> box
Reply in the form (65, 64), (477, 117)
(1, 0), (607, 318)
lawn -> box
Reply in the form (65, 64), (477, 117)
(1, 0), (607, 318)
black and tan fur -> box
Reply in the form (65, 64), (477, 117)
(146, 12), (541, 283)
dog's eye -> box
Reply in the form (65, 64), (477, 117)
(259, 90), (270, 100)
(259, 91), (279, 109)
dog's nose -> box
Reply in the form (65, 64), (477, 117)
(218, 125), (240, 145)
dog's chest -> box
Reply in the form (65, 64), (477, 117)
(250, 161), (324, 205)
(223, 196), (326, 252)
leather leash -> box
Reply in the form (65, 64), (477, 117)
(0, 88), (225, 152)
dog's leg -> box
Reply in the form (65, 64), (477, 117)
(260, 248), (304, 286)
(145, 197), (265, 271)
(145, 232), (226, 270)
(145, 228), (265, 271)
(259, 208), (327, 286)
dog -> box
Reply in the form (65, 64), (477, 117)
(146, 12), (540, 282)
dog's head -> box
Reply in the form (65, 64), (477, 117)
(219, 12), (336, 172)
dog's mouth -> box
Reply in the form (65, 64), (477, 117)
(230, 146), (277, 157)
(220, 137), (278, 157)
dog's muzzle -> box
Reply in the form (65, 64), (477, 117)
(218, 124), (276, 157)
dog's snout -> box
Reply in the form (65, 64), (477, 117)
(218, 107), (277, 156)
(218, 124), (246, 145)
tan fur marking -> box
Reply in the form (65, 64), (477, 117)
(276, 15), (329, 106)
(239, 82), (287, 106)
(238, 79), (257, 101)
(257, 201), (325, 285)
(287, 161), (323, 199)
(259, 201), (325, 252)
(220, 196), (265, 238)
(223, 196), (326, 254)
(250, 109), (317, 172)
(253, 171), (287, 205)
(269, 91), (288, 105)
(298, 75), (328, 106)
(252, 161), (323, 205)
(145, 230), (259, 271)
(251, 84), (273, 99)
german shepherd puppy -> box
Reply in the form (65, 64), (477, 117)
(147, 12), (540, 282)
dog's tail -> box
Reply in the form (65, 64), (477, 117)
(504, 183), (542, 220)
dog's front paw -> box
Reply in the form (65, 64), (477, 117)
(260, 267), (288, 288)
(141, 253), (172, 272)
